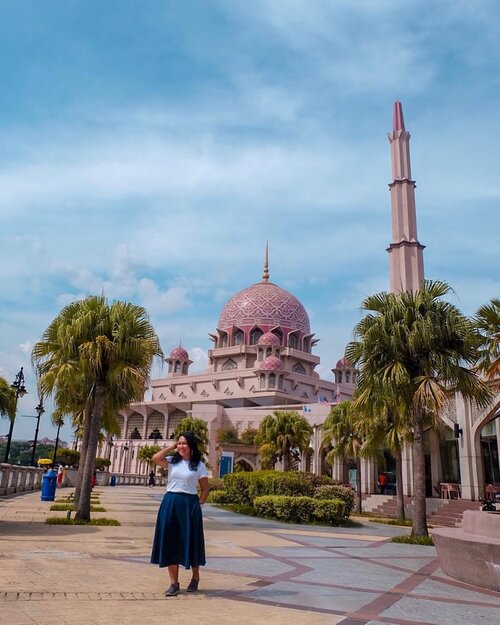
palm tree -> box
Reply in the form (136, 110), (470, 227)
(347, 280), (492, 536)
(32, 295), (163, 521)
(256, 410), (313, 471)
(475, 298), (500, 391)
(0, 377), (16, 422)
(322, 400), (382, 514)
(138, 445), (161, 473)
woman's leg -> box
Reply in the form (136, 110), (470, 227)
(167, 564), (179, 585)
(191, 566), (200, 581)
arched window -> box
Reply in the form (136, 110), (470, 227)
(292, 363), (306, 375)
(277, 376), (283, 390)
(250, 328), (263, 345)
(174, 361), (181, 373)
(233, 329), (244, 346)
(337, 372), (343, 383)
(266, 347), (272, 357)
(288, 334), (298, 349)
(221, 333), (228, 348)
(182, 363), (188, 374)
(271, 329), (282, 345)
(259, 374), (266, 389)
(346, 372), (351, 383)
(269, 373), (276, 389)
(222, 358), (237, 371)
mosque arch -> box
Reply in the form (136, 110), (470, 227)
(250, 327), (263, 345)
(234, 458), (254, 472)
(292, 362), (306, 375)
(127, 413), (144, 439)
(233, 328), (244, 346)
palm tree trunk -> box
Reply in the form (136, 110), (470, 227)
(75, 385), (105, 522)
(355, 459), (362, 514)
(395, 448), (405, 521)
(74, 405), (91, 506)
(411, 411), (428, 536)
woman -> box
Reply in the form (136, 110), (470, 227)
(150, 432), (209, 596)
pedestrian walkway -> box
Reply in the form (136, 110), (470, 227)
(0, 486), (499, 625)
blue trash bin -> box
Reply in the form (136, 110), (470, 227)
(41, 469), (58, 501)
(110, 475), (116, 487)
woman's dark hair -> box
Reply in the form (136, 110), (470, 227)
(170, 431), (202, 470)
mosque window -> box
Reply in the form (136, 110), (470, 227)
(288, 334), (298, 349)
(259, 375), (265, 390)
(250, 328), (263, 345)
(278, 376), (283, 390)
(266, 347), (272, 357)
(222, 358), (237, 371)
(346, 372), (351, 383)
(174, 361), (181, 373)
(182, 363), (188, 374)
(221, 333), (228, 348)
(337, 372), (343, 383)
(269, 373), (276, 389)
(271, 329), (282, 344)
(292, 363), (306, 375)
(233, 329), (244, 346)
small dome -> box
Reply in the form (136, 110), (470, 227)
(336, 357), (352, 369)
(169, 346), (189, 360)
(258, 332), (281, 346)
(258, 355), (284, 371)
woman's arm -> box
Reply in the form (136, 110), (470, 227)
(198, 476), (209, 505)
(152, 443), (177, 469)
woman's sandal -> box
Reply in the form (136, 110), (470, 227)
(187, 578), (199, 593)
(164, 582), (180, 597)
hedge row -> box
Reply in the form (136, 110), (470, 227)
(219, 471), (354, 518)
(222, 470), (334, 505)
(254, 495), (345, 525)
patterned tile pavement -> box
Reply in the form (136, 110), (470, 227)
(0, 487), (499, 625)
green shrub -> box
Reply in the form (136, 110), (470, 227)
(223, 470), (330, 505)
(206, 490), (230, 504)
(311, 498), (345, 524)
(313, 485), (354, 518)
(254, 495), (345, 525)
(208, 477), (224, 491)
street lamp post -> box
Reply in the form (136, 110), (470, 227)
(52, 418), (64, 466)
(30, 397), (45, 467)
(4, 367), (28, 464)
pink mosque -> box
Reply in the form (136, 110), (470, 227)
(100, 102), (500, 502)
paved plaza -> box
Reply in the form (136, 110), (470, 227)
(0, 487), (499, 625)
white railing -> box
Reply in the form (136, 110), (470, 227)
(0, 464), (45, 496)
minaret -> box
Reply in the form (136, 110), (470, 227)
(387, 101), (425, 293)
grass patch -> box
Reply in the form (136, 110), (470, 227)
(49, 504), (106, 512)
(45, 517), (120, 526)
(370, 517), (413, 527)
(391, 534), (434, 546)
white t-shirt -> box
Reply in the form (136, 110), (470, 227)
(166, 458), (208, 495)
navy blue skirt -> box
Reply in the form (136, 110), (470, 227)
(151, 492), (206, 569)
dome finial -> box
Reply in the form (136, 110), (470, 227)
(262, 241), (269, 282)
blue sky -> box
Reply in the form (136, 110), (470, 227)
(1, 1), (499, 443)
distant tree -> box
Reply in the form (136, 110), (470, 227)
(216, 427), (239, 444)
(94, 457), (111, 470)
(240, 428), (259, 445)
(56, 448), (80, 467)
(0, 377), (16, 422)
(256, 410), (313, 471)
(137, 445), (162, 473)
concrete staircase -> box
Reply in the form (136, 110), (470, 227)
(362, 494), (481, 527)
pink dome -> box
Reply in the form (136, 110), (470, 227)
(336, 357), (352, 369)
(258, 332), (281, 346)
(169, 346), (189, 360)
(258, 355), (284, 371)
(218, 282), (310, 334)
